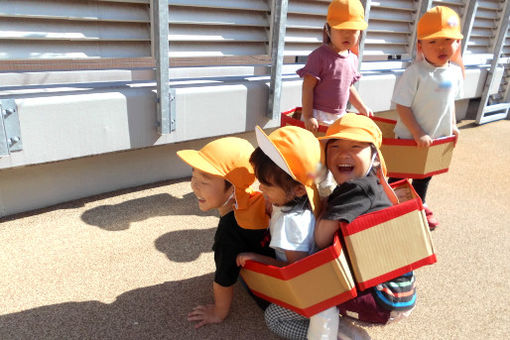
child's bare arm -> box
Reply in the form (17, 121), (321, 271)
(187, 282), (233, 328)
(396, 104), (432, 147)
(284, 250), (309, 264)
(314, 218), (340, 249)
(237, 252), (285, 267)
(349, 85), (373, 117)
(302, 75), (319, 131)
(237, 250), (307, 267)
(452, 104), (460, 141)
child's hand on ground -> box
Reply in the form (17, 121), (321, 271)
(236, 252), (257, 267)
(187, 304), (225, 328)
(304, 117), (319, 132)
(415, 134), (432, 147)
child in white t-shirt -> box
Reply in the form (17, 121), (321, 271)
(236, 126), (340, 339)
(390, 6), (464, 230)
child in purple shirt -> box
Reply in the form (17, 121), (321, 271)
(298, 0), (373, 132)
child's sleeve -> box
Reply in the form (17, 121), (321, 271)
(391, 66), (418, 107)
(322, 182), (371, 223)
(296, 49), (322, 81)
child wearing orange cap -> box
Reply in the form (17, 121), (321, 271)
(390, 6), (464, 230)
(177, 137), (274, 328)
(297, 0), (373, 133)
(316, 114), (416, 330)
(236, 126), (340, 339)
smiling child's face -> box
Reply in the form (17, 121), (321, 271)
(326, 139), (373, 185)
(190, 168), (233, 213)
(419, 38), (460, 67)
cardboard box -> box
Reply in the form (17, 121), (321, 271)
(380, 136), (456, 179)
(371, 116), (396, 139)
(240, 233), (356, 317)
(372, 115), (457, 179)
(340, 180), (437, 291)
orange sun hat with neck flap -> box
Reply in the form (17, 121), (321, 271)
(177, 137), (269, 230)
(318, 113), (399, 204)
(327, 0), (368, 31)
(255, 125), (322, 216)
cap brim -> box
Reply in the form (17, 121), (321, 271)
(418, 31), (463, 40)
(176, 150), (223, 177)
(318, 132), (374, 144)
(255, 126), (295, 179)
(328, 21), (368, 31)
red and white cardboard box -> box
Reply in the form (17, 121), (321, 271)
(240, 233), (356, 318)
(340, 180), (437, 291)
(372, 115), (457, 179)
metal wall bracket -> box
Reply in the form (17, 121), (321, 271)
(1, 99), (23, 156)
(267, 0), (289, 120)
(152, 0), (174, 134)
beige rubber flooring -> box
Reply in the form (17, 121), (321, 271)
(1, 119), (509, 340)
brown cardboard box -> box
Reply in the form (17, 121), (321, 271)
(372, 115), (456, 179)
(340, 180), (437, 291)
(380, 136), (456, 178)
(240, 234), (356, 317)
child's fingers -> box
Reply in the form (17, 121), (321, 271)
(194, 320), (208, 329)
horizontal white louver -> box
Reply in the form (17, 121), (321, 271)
(168, 0), (270, 57)
(464, 0), (503, 54)
(284, 0), (327, 56)
(363, 0), (417, 60)
(0, 0), (152, 60)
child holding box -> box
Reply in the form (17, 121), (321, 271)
(177, 137), (274, 328)
(316, 113), (417, 327)
(297, 0), (373, 133)
(236, 126), (342, 339)
(390, 6), (464, 230)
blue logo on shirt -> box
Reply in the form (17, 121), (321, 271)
(436, 80), (452, 91)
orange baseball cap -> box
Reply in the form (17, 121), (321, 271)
(255, 126), (321, 216)
(177, 137), (269, 230)
(318, 113), (398, 204)
(327, 0), (368, 31)
(417, 6), (463, 40)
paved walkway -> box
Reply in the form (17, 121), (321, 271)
(1, 119), (509, 340)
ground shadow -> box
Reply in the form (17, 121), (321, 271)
(0, 274), (274, 340)
(0, 178), (194, 224)
(155, 227), (216, 263)
(81, 191), (211, 231)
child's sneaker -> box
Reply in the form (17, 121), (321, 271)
(424, 206), (439, 230)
